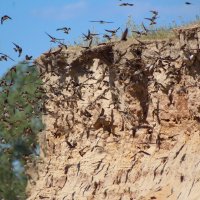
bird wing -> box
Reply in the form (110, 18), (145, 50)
(121, 28), (128, 41)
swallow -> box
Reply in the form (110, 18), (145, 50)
(43, 49), (52, 57)
(45, 32), (63, 43)
(131, 30), (144, 36)
(82, 30), (99, 41)
(56, 27), (71, 34)
(1, 15), (12, 24)
(0, 53), (14, 61)
(142, 22), (150, 33)
(25, 55), (32, 60)
(58, 41), (68, 49)
(90, 20), (114, 24)
(145, 18), (157, 25)
(105, 27), (120, 35)
(185, 2), (192, 5)
(12, 42), (22, 57)
(51, 47), (63, 56)
(121, 28), (128, 41)
(150, 10), (158, 15)
(119, 3), (134, 6)
(103, 34), (112, 41)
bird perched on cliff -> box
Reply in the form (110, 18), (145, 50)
(12, 42), (22, 57)
(56, 27), (71, 34)
(1, 15), (12, 24)
(119, 3), (134, 6)
(90, 20), (114, 24)
(45, 32), (64, 43)
(121, 28), (128, 41)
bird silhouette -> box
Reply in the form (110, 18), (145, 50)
(185, 2), (192, 5)
(82, 30), (99, 41)
(12, 42), (22, 57)
(121, 28), (128, 41)
(119, 3), (134, 6)
(25, 55), (33, 61)
(58, 41), (68, 49)
(45, 32), (64, 43)
(103, 34), (112, 41)
(90, 20), (114, 24)
(150, 10), (158, 15)
(0, 53), (14, 61)
(105, 27), (120, 36)
(1, 15), (12, 24)
(145, 17), (157, 25)
(56, 27), (71, 34)
(142, 23), (150, 33)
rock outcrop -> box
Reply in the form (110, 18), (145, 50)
(27, 25), (200, 200)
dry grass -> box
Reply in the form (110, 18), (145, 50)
(73, 15), (200, 46)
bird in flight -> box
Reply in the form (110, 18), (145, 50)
(103, 34), (112, 41)
(185, 2), (192, 5)
(82, 30), (99, 41)
(12, 42), (22, 57)
(1, 15), (12, 24)
(105, 27), (120, 36)
(142, 23), (150, 34)
(25, 55), (33, 61)
(58, 41), (68, 49)
(150, 10), (158, 15)
(119, 3), (134, 6)
(45, 32), (64, 43)
(121, 28), (128, 41)
(0, 53), (14, 61)
(90, 20), (114, 24)
(145, 17), (157, 25)
(56, 27), (71, 34)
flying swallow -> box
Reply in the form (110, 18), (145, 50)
(1, 15), (12, 24)
(105, 27), (120, 35)
(12, 42), (22, 57)
(185, 2), (192, 5)
(119, 3), (134, 6)
(25, 55), (33, 60)
(131, 30), (145, 36)
(58, 41), (68, 49)
(56, 27), (71, 34)
(145, 18), (157, 25)
(142, 22), (150, 33)
(82, 30), (99, 41)
(103, 34), (112, 41)
(0, 53), (14, 61)
(150, 10), (158, 15)
(121, 28), (128, 41)
(90, 20), (114, 24)
(45, 32), (64, 43)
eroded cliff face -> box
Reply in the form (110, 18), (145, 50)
(27, 25), (200, 200)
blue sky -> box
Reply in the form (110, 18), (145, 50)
(0, 0), (200, 76)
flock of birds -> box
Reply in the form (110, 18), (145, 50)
(0, 1), (195, 125)
(0, 1), (193, 64)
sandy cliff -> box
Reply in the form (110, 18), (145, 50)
(27, 25), (200, 200)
